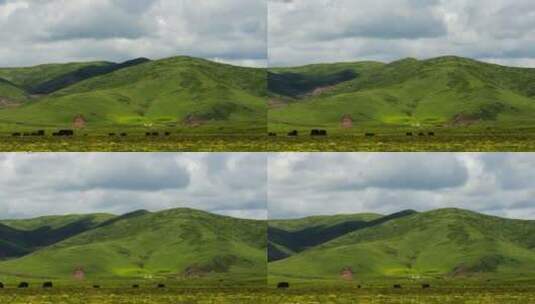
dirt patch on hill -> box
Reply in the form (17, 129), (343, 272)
(268, 98), (286, 109)
(73, 114), (87, 129)
(182, 264), (211, 278)
(182, 114), (208, 127)
(446, 114), (481, 127)
(450, 264), (471, 277)
(181, 255), (247, 278)
(0, 97), (21, 108)
(73, 267), (85, 280)
(340, 266), (354, 281)
(305, 85), (337, 97)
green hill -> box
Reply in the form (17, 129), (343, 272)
(268, 213), (384, 261)
(269, 56), (535, 134)
(0, 213), (114, 258)
(0, 56), (267, 134)
(0, 208), (266, 285)
(0, 78), (29, 106)
(269, 209), (535, 284)
(0, 61), (113, 91)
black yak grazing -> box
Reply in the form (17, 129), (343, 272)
(277, 282), (290, 289)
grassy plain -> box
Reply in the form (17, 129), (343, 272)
(0, 134), (268, 151)
(266, 134), (535, 151)
(0, 287), (533, 304)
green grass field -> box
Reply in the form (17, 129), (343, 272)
(0, 135), (268, 151)
(268, 56), (535, 151)
(3, 55), (535, 151)
(0, 208), (533, 302)
(267, 134), (535, 151)
(0, 208), (267, 286)
(0, 56), (266, 138)
(0, 287), (533, 304)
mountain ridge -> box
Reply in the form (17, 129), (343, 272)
(268, 55), (535, 133)
(0, 55), (267, 133)
(0, 208), (267, 284)
(268, 208), (535, 283)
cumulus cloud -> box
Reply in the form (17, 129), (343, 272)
(0, 153), (267, 219)
(268, 153), (535, 220)
(0, 0), (267, 67)
(268, 0), (535, 67)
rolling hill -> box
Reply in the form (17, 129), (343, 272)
(0, 56), (267, 134)
(0, 208), (267, 284)
(268, 56), (535, 134)
(269, 209), (535, 284)
(0, 213), (114, 258)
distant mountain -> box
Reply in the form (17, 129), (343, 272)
(0, 56), (267, 134)
(269, 208), (535, 282)
(268, 56), (535, 132)
(0, 208), (266, 283)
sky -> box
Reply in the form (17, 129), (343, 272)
(2, 1), (533, 68)
(0, 153), (267, 220)
(269, 0), (535, 67)
(0, 0), (267, 67)
(269, 153), (535, 220)
(1, 152), (534, 221)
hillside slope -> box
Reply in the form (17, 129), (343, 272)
(0, 208), (267, 282)
(268, 213), (384, 261)
(269, 209), (535, 282)
(0, 61), (113, 91)
(0, 78), (28, 106)
(0, 56), (267, 133)
(269, 56), (535, 133)
(0, 214), (115, 258)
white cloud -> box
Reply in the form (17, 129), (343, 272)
(0, 0), (266, 67)
(268, 153), (535, 220)
(268, 0), (535, 67)
(0, 153), (267, 219)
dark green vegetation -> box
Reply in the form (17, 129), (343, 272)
(0, 208), (266, 286)
(0, 56), (266, 136)
(269, 208), (535, 286)
(268, 56), (535, 150)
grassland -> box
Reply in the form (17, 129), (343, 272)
(264, 209), (535, 303)
(0, 135), (268, 151)
(3, 55), (535, 151)
(0, 208), (267, 286)
(0, 56), (266, 140)
(0, 208), (533, 302)
(269, 209), (535, 283)
(268, 56), (535, 151)
(0, 287), (533, 304)
(267, 134), (535, 151)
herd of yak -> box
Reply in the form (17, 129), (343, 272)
(269, 130), (436, 137)
(10, 130), (172, 138)
(8, 129), (437, 138)
(0, 281), (168, 289)
(276, 282), (431, 289)
(0, 280), (430, 289)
